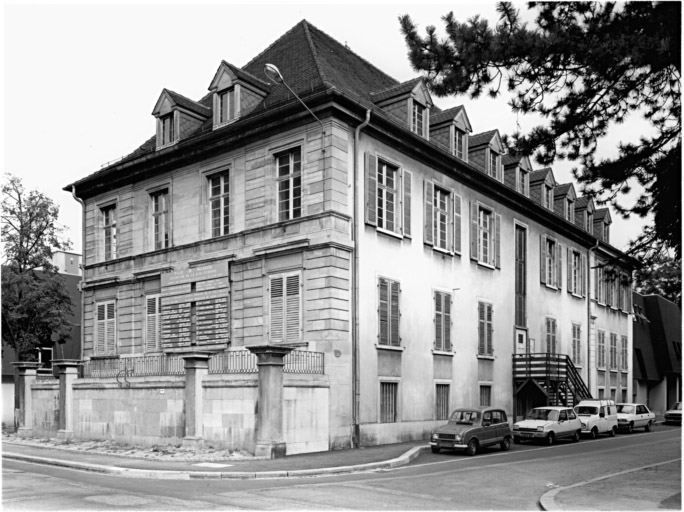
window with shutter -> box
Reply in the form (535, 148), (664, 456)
(471, 203), (498, 268)
(145, 295), (161, 352)
(572, 324), (582, 365)
(453, 194), (462, 254)
(378, 277), (400, 347)
(545, 317), (557, 354)
(478, 301), (493, 356)
(269, 272), (301, 344)
(434, 291), (452, 352)
(95, 300), (116, 355)
(403, 170), (412, 238)
(597, 331), (606, 368)
(365, 154), (410, 237)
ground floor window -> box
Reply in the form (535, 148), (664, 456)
(479, 385), (491, 407)
(380, 382), (398, 423)
(598, 388), (605, 399)
(436, 384), (450, 420)
(621, 389), (627, 403)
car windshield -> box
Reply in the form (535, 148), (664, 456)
(671, 403), (682, 411)
(450, 410), (480, 424)
(575, 406), (598, 415)
(526, 409), (559, 421)
(617, 405), (635, 414)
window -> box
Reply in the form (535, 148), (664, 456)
(609, 333), (618, 370)
(488, 150), (499, 178)
(566, 199), (575, 223)
(95, 300), (116, 355)
(276, 147), (302, 222)
(470, 203), (501, 268)
(541, 235), (562, 288)
(101, 204), (117, 261)
(436, 384), (450, 420)
(514, 225), (527, 327)
(620, 335), (629, 371)
(598, 388), (605, 399)
(365, 153), (411, 237)
(433, 187), (450, 250)
(434, 291), (452, 352)
(151, 190), (170, 250)
(595, 265), (606, 303)
(586, 212), (593, 233)
(411, 102), (425, 136)
(269, 272), (301, 344)
(478, 301), (493, 356)
(603, 223), (610, 242)
(517, 169), (529, 196)
(145, 295), (161, 352)
(380, 382), (398, 423)
(378, 277), (401, 347)
(621, 389), (627, 403)
(217, 88), (235, 125)
(160, 113), (175, 146)
(209, 172), (230, 237)
(597, 330), (606, 368)
(479, 385), (491, 407)
(572, 324), (582, 365)
(545, 317), (557, 354)
(425, 183), (459, 252)
(568, 249), (585, 296)
(559, 410), (568, 422)
(454, 129), (467, 160)
(543, 185), (554, 210)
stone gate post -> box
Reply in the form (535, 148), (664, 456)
(11, 362), (42, 437)
(53, 359), (81, 441)
(181, 352), (211, 449)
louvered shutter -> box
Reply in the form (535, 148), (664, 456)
(402, 170), (412, 237)
(486, 304), (493, 355)
(540, 235), (547, 284)
(444, 294), (452, 352)
(494, 213), (501, 268)
(365, 153), (377, 226)
(470, 202), (479, 261)
(567, 247), (572, 293)
(454, 194), (462, 254)
(229, 88), (236, 120)
(618, 274), (624, 310)
(96, 303), (106, 354)
(105, 302), (116, 354)
(270, 276), (284, 342)
(626, 281), (633, 312)
(478, 302), (485, 355)
(556, 243), (563, 289)
(581, 253), (587, 297)
(594, 267), (599, 300)
(496, 155), (503, 182)
(378, 278), (389, 345)
(145, 295), (160, 352)
(424, 181), (434, 245)
(435, 292), (442, 350)
(285, 274), (300, 343)
(447, 191), (454, 252)
(390, 280), (400, 347)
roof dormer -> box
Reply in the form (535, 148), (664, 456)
(502, 153), (532, 196)
(208, 61), (270, 130)
(574, 197), (596, 233)
(553, 183), (577, 222)
(468, 130), (506, 182)
(152, 89), (210, 150)
(529, 168), (557, 210)
(429, 106), (472, 161)
(594, 208), (612, 243)
(371, 78), (433, 140)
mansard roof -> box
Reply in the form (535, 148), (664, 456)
(370, 77), (424, 103)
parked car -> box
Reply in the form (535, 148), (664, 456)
(664, 402), (682, 425)
(512, 406), (582, 445)
(574, 399), (618, 438)
(429, 407), (513, 456)
(616, 403), (655, 433)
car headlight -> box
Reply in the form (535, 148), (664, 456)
(431, 433), (438, 440)
(537, 427), (545, 432)
(512, 425), (519, 430)
(581, 422), (586, 428)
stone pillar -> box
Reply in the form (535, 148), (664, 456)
(248, 345), (295, 459)
(181, 352), (211, 449)
(12, 362), (42, 437)
(53, 359), (81, 441)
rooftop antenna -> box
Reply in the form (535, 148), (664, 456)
(264, 63), (326, 153)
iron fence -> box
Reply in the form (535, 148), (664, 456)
(284, 350), (324, 374)
(208, 350), (258, 374)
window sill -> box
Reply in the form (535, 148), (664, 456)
(89, 355), (119, 360)
(476, 261), (495, 271)
(375, 344), (403, 352)
(543, 284), (559, 291)
(156, 140), (178, 151)
(432, 246), (453, 257)
(569, 292), (585, 299)
(432, 350), (454, 357)
(376, 227), (404, 240)
(609, 369), (619, 373)
(477, 355), (495, 360)
(213, 117), (240, 130)
(597, 367), (606, 372)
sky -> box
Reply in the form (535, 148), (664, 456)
(3, 0), (650, 254)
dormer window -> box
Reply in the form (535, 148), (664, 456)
(412, 102), (425, 136)
(159, 113), (176, 147)
(566, 198), (575, 222)
(586, 212), (593, 232)
(517, 169), (529, 196)
(603, 223), (610, 242)
(488, 150), (500, 178)
(217, 88), (235, 125)
(543, 185), (554, 210)
(454, 129), (467, 160)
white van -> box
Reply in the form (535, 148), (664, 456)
(574, 400), (618, 438)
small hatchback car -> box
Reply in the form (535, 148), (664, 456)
(616, 403), (655, 432)
(512, 406), (582, 445)
(429, 407), (513, 456)
(664, 402), (682, 425)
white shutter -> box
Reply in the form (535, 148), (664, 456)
(435, 292), (443, 350)
(454, 194), (462, 254)
(96, 303), (106, 354)
(444, 293), (452, 352)
(145, 295), (160, 352)
(105, 302), (116, 354)
(270, 276), (284, 342)
(285, 274), (300, 342)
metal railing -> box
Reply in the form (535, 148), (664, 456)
(284, 350), (324, 374)
(82, 354), (186, 378)
(208, 350), (258, 374)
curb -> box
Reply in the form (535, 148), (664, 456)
(2, 445), (428, 480)
(538, 458), (682, 511)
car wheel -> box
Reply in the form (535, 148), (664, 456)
(609, 426), (616, 437)
(431, 446), (440, 454)
(513, 436), (521, 444)
(590, 428), (598, 440)
(645, 421), (652, 432)
(627, 422), (634, 434)
(500, 437), (511, 451)
(572, 430), (580, 443)
(545, 433), (554, 446)
(466, 439), (478, 456)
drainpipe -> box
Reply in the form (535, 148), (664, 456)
(351, 110), (371, 448)
(71, 186), (86, 362)
(587, 239), (600, 394)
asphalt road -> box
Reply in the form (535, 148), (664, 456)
(3, 425), (681, 510)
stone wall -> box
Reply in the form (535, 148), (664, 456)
(31, 381), (60, 436)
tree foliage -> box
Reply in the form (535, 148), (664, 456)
(1, 174), (73, 361)
(633, 252), (681, 308)
(400, 2), (681, 261)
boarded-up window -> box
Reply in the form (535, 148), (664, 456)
(145, 295), (161, 352)
(378, 277), (401, 347)
(269, 273), (301, 343)
(95, 301), (116, 355)
(380, 382), (398, 423)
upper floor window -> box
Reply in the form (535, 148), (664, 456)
(160, 113), (175, 147)
(216, 88), (235, 126)
(378, 277), (401, 347)
(543, 185), (554, 210)
(609, 333), (618, 370)
(597, 330), (606, 368)
(412, 102), (425, 136)
(477, 301), (493, 356)
(95, 300), (116, 355)
(425, 182), (459, 253)
(434, 290), (452, 352)
(540, 235), (562, 289)
(568, 249), (585, 296)
(572, 324), (582, 365)
(620, 335), (629, 371)
(595, 265), (606, 303)
(276, 147), (302, 222)
(488, 150), (500, 179)
(208, 171), (230, 237)
(586, 212), (593, 233)
(269, 272), (301, 344)
(470, 203), (501, 268)
(517, 169), (529, 196)
(433, 187), (450, 251)
(151, 189), (170, 250)
(101, 204), (117, 261)
(603, 223), (610, 242)
(545, 317), (557, 353)
(454, 129), (467, 160)
(566, 199), (575, 223)
(365, 153), (411, 238)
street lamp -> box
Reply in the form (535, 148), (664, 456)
(264, 63), (325, 153)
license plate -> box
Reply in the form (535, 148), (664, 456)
(520, 433), (533, 438)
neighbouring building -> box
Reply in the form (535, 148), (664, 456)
(1, 251), (82, 428)
(632, 292), (682, 413)
(55, 20), (635, 453)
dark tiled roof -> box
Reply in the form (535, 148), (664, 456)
(554, 183), (575, 197)
(164, 89), (211, 117)
(575, 196), (594, 210)
(594, 208), (611, 220)
(371, 77), (423, 103)
(530, 167), (554, 183)
(430, 105), (465, 126)
(469, 130), (498, 148)
(502, 153), (523, 167)
(221, 61), (271, 92)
